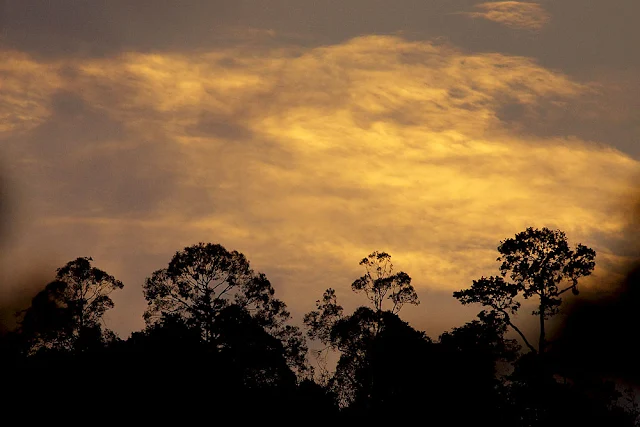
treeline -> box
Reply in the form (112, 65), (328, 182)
(1, 228), (638, 425)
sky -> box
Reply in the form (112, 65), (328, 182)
(1, 1), (639, 341)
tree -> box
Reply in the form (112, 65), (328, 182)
(128, 304), (297, 389)
(453, 227), (596, 354)
(439, 310), (520, 373)
(436, 311), (521, 426)
(304, 288), (344, 346)
(304, 251), (421, 407)
(304, 251), (419, 355)
(19, 257), (123, 354)
(142, 242), (308, 374)
(351, 251), (419, 313)
(331, 307), (431, 412)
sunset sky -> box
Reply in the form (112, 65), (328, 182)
(1, 1), (639, 340)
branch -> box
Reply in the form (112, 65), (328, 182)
(216, 282), (234, 301)
(391, 299), (399, 314)
(557, 284), (576, 296)
(211, 272), (232, 292)
(166, 290), (194, 312)
(500, 310), (537, 354)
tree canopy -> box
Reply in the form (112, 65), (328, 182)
(142, 242), (308, 373)
(19, 256), (123, 354)
(351, 251), (419, 313)
(3, 232), (637, 426)
(453, 227), (596, 353)
(304, 251), (422, 407)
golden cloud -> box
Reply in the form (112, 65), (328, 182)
(464, 2), (551, 31)
(1, 34), (637, 335)
(0, 52), (63, 136)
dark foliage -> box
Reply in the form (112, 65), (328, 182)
(18, 256), (123, 354)
(1, 236), (637, 425)
(143, 242), (309, 375)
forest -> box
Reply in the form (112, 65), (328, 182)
(1, 227), (638, 426)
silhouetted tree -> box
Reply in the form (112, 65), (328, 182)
(142, 242), (308, 374)
(1, 258), (124, 418)
(19, 257), (123, 354)
(449, 228), (640, 426)
(304, 251), (421, 408)
(351, 251), (419, 313)
(453, 227), (595, 354)
(439, 310), (520, 374)
(304, 288), (343, 346)
(305, 252), (419, 345)
(127, 304), (297, 390)
(5, 237), (634, 424)
(336, 308), (432, 413)
(434, 311), (520, 426)
(292, 379), (340, 420)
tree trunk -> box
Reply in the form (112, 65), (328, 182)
(539, 308), (545, 354)
(538, 281), (546, 354)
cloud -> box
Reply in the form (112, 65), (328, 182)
(0, 34), (638, 337)
(0, 52), (63, 136)
(464, 2), (551, 31)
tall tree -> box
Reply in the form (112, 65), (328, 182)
(453, 227), (595, 353)
(304, 251), (419, 354)
(439, 310), (520, 374)
(142, 242), (308, 374)
(304, 251), (421, 406)
(351, 251), (419, 313)
(437, 312), (520, 427)
(19, 257), (123, 354)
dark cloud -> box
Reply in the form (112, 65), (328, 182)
(538, 2), (640, 72)
(0, 159), (26, 250)
(496, 76), (640, 159)
(541, 192), (640, 385)
(552, 258), (640, 386)
(0, 90), (194, 219)
(0, 167), (7, 245)
(0, 170), (52, 334)
(0, 270), (50, 335)
(5, 1), (639, 74)
(2, 0), (241, 58)
(15, 90), (126, 158)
